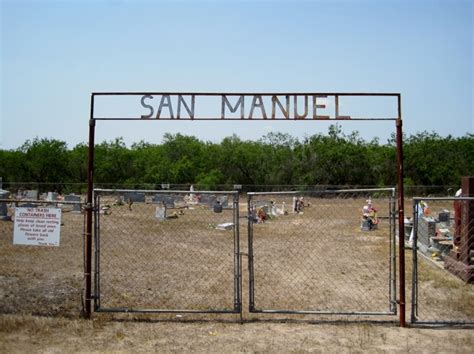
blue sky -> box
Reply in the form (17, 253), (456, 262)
(1, 0), (472, 149)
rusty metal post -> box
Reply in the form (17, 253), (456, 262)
(396, 94), (406, 327)
(85, 94), (96, 318)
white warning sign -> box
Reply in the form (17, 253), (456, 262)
(13, 207), (61, 246)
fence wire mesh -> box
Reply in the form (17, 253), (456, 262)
(0, 198), (85, 317)
(93, 189), (241, 313)
(247, 188), (397, 315)
(410, 197), (474, 324)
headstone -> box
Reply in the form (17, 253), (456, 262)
(361, 219), (371, 231)
(213, 201), (223, 213)
(216, 222), (234, 230)
(47, 192), (58, 201)
(418, 216), (436, 255)
(152, 194), (175, 208)
(0, 189), (11, 221)
(255, 201), (270, 209)
(123, 192), (146, 203)
(155, 204), (166, 221)
(199, 194), (210, 204)
(271, 204), (278, 216)
(25, 190), (38, 200)
(217, 195), (229, 208)
(438, 210), (450, 225)
(152, 194), (165, 203)
(207, 195), (217, 210)
(64, 194), (82, 213)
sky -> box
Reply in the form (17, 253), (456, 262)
(1, 0), (473, 150)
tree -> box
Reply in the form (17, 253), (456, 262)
(19, 138), (70, 192)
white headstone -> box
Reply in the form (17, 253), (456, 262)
(155, 204), (166, 221)
(47, 192), (58, 201)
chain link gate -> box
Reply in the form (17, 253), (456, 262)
(93, 189), (241, 314)
(247, 188), (397, 316)
(85, 91), (406, 324)
(410, 196), (474, 325)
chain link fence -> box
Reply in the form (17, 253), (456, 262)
(410, 196), (474, 324)
(247, 188), (397, 315)
(2, 182), (473, 324)
(0, 198), (85, 317)
(93, 189), (241, 313)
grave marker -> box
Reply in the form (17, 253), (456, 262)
(25, 190), (38, 200)
(65, 194), (82, 213)
(0, 189), (11, 221)
(155, 204), (167, 221)
(123, 192), (146, 203)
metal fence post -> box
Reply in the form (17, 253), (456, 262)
(396, 97), (406, 327)
(85, 95), (95, 318)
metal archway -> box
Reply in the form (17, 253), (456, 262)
(85, 92), (405, 325)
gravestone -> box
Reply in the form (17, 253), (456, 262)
(199, 194), (210, 204)
(213, 201), (223, 213)
(207, 195), (217, 210)
(163, 196), (175, 208)
(0, 189), (11, 221)
(153, 194), (175, 208)
(64, 194), (82, 213)
(361, 219), (371, 231)
(438, 210), (450, 225)
(25, 190), (38, 200)
(152, 194), (165, 203)
(155, 204), (167, 221)
(123, 192), (146, 203)
(217, 195), (229, 208)
(255, 201), (271, 209)
(47, 192), (58, 201)
(418, 216), (436, 255)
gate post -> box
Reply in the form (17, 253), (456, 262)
(396, 94), (406, 327)
(85, 95), (96, 318)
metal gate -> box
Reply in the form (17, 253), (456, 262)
(248, 188), (397, 315)
(93, 189), (241, 314)
(85, 91), (406, 324)
(410, 196), (474, 324)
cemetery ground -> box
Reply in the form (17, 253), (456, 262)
(1, 197), (473, 352)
